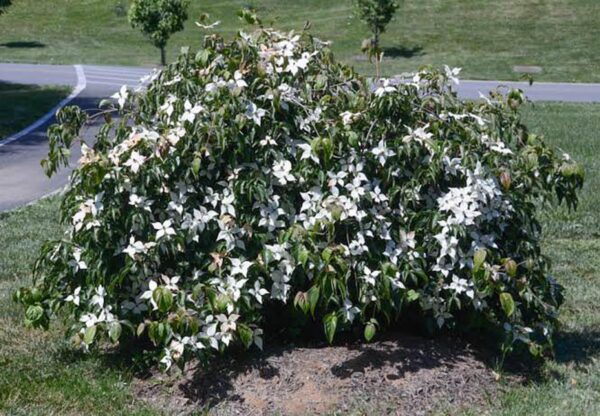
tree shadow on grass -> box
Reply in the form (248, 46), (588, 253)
(382, 45), (424, 59)
(496, 327), (600, 386)
(0, 41), (45, 48)
(554, 328), (600, 365)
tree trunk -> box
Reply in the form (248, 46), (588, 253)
(373, 28), (380, 50)
(160, 45), (166, 66)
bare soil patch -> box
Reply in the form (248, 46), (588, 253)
(134, 332), (502, 415)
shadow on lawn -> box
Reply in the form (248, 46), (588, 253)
(554, 329), (600, 365)
(382, 44), (424, 59)
(0, 41), (45, 48)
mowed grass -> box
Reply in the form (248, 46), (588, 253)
(0, 198), (161, 416)
(0, 83), (70, 140)
(482, 102), (600, 416)
(1, 0), (600, 81)
(0, 103), (599, 414)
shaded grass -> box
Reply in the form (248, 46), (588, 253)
(0, 103), (598, 414)
(0, 83), (70, 140)
(1, 0), (600, 81)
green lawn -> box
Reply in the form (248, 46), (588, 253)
(484, 103), (600, 416)
(0, 83), (70, 140)
(1, 0), (600, 82)
(0, 103), (599, 414)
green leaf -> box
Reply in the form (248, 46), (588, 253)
(196, 49), (210, 65)
(192, 157), (201, 176)
(109, 322), (122, 343)
(505, 259), (518, 277)
(293, 292), (309, 314)
(323, 312), (338, 344)
(238, 324), (253, 349)
(500, 292), (515, 317)
(237, 8), (262, 25)
(30, 288), (43, 303)
(406, 289), (420, 302)
(297, 246), (309, 267)
(148, 322), (160, 345)
(307, 285), (320, 317)
(98, 98), (114, 109)
(136, 322), (146, 337)
(25, 305), (44, 323)
(83, 325), (97, 345)
(364, 322), (376, 342)
(153, 287), (173, 313)
(473, 249), (487, 272)
(321, 247), (333, 263)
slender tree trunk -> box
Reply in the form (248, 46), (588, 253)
(160, 45), (166, 66)
(373, 28), (381, 79)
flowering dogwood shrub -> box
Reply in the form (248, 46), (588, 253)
(15, 26), (583, 368)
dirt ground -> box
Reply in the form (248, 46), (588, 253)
(134, 332), (502, 415)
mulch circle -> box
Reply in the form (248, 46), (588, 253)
(134, 332), (504, 415)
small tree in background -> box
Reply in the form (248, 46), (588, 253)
(128, 0), (190, 66)
(0, 0), (11, 15)
(354, 0), (400, 53)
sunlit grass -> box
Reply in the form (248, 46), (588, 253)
(1, 0), (600, 81)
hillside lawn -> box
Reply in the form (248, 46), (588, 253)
(0, 102), (598, 414)
(1, 0), (600, 82)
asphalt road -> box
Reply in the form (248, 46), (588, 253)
(1, 62), (600, 212)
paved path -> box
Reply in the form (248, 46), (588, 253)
(1, 62), (600, 212)
(458, 80), (600, 102)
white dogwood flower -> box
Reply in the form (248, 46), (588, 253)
(123, 151), (146, 173)
(444, 65), (462, 85)
(272, 160), (295, 185)
(245, 102), (267, 126)
(229, 258), (253, 277)
(361, 266), (381, 286)
(122, 236), (151, 259)
(248, 281), (269, 304)
(371, 140), (395, 166)
(68, 248), (87, 272)
(111, 85), (128, 109)
(65, 287), (81, 306)
(152, 220), (176, 240)
(374, 79), (396, 97)
(180, 100), (204, 123)
(343, 299), (361, 322)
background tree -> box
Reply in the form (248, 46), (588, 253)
(354, 0), (400, 51)
(0, 0), (11, 15)
(128, 0), (189, 66)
